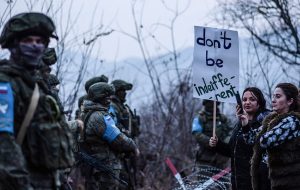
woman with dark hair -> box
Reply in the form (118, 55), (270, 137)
(241, 83), (300, 190)
(209, 87), (270, 190)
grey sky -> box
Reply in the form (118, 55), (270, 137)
(0, 0), (242, 111)
(0, 0), (219, 61)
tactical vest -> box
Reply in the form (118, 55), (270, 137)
(110, 101), (129, 129)
(110, 98), (140, 138)
(82, 109), (122, 169)
(0, 63), (74, 170)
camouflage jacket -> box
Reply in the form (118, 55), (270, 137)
(192, 110), (231, 148)
(81, 100), (137, 169)
(0, 133), (31, 190)
(0, 60), (74, 177)
(109, 96), (140, 138)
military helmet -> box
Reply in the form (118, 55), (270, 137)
(48, 74), (60, 86)
(111, 79), (132, 92)
(87, 82), (115, 101)
(78, 95), (87, 108)
(0, 12), (58, 48)
(42, 48), (57, 65)
(202, 100), (221, 106)
(85, 75), (109, 92)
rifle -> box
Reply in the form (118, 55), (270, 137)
(123, 156), (137, 190)
(133, 109), (140, 126)
(130, 155), (137, 187)
(75, 151), (128, 186)
(125, 106), (132, 137)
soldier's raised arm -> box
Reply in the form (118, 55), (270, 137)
(81, 82), (139, 189)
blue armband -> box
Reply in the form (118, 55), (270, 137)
(192, 117), (203, 133)
(103, 114), (121, 143)
(0, 83), (14, 134)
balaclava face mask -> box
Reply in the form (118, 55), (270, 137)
(10, 38), (46, 69)
(19, 42), (46, 67)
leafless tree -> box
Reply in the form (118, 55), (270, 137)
(0, 0), (114, 118)
(215, 0), (300, 103)
(115, 0), (205, 189)
(217, 0), (300, 66)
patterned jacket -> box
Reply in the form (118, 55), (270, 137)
(249, 112), (300, 190)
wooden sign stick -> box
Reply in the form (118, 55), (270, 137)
(212, 100), (217, 138)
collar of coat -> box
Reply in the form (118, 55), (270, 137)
(261, 111), (300, 132)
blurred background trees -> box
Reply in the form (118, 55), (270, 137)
(0, 0), (299, 189)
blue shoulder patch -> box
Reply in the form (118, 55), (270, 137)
(0, 83), (14, 134)
(103, 114), (121, 143)
(192, 117), (203, 133)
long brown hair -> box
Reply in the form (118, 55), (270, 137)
(242, 87), (267, 114)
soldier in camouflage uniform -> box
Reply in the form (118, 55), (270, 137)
(42, 48), (57, 67)
(110, 80), (141, 190)
(47, 74), (65, 113)
(34, 48), (57, 95)
(76, 95), (87, 119)
(72, 75), (109, 125)
(69, 76), (109, 148)
(70, 76), (109, 139)
(0, 12), (74, 189)
(80, 82), (139, 190)
(75, 75), (108, 118)
(40, 48), (57, 79)
(0, 127), (29, 189)
(48, 74), (60, 87)
(85, 75), (109, 92)
(110, 80), (140, 138)
(192, 100), (231, 169)
(47, 73), (76, 190)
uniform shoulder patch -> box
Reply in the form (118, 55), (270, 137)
(192, 117), (203, 133)
(0, 82), (14, 134)
(102, 114), (121, 143)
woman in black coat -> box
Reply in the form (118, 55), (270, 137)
(209, 87), (270, 190)
(241, 83), (300, 190)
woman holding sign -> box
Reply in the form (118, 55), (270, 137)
(240, 83), (300, 190)
(209, 87), (270, 190)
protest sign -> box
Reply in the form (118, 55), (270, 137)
(192, 26), (239, 103)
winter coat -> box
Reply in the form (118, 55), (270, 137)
(216, 111), (270, 190)
(193, 110), (231, 169)
(251, 112), (300, 190)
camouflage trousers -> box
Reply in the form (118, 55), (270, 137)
(28, 168), (61, 190)
(119, 158), (136, 190)
(0, 133), (31, 190)
(85, 167), (120, 190)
